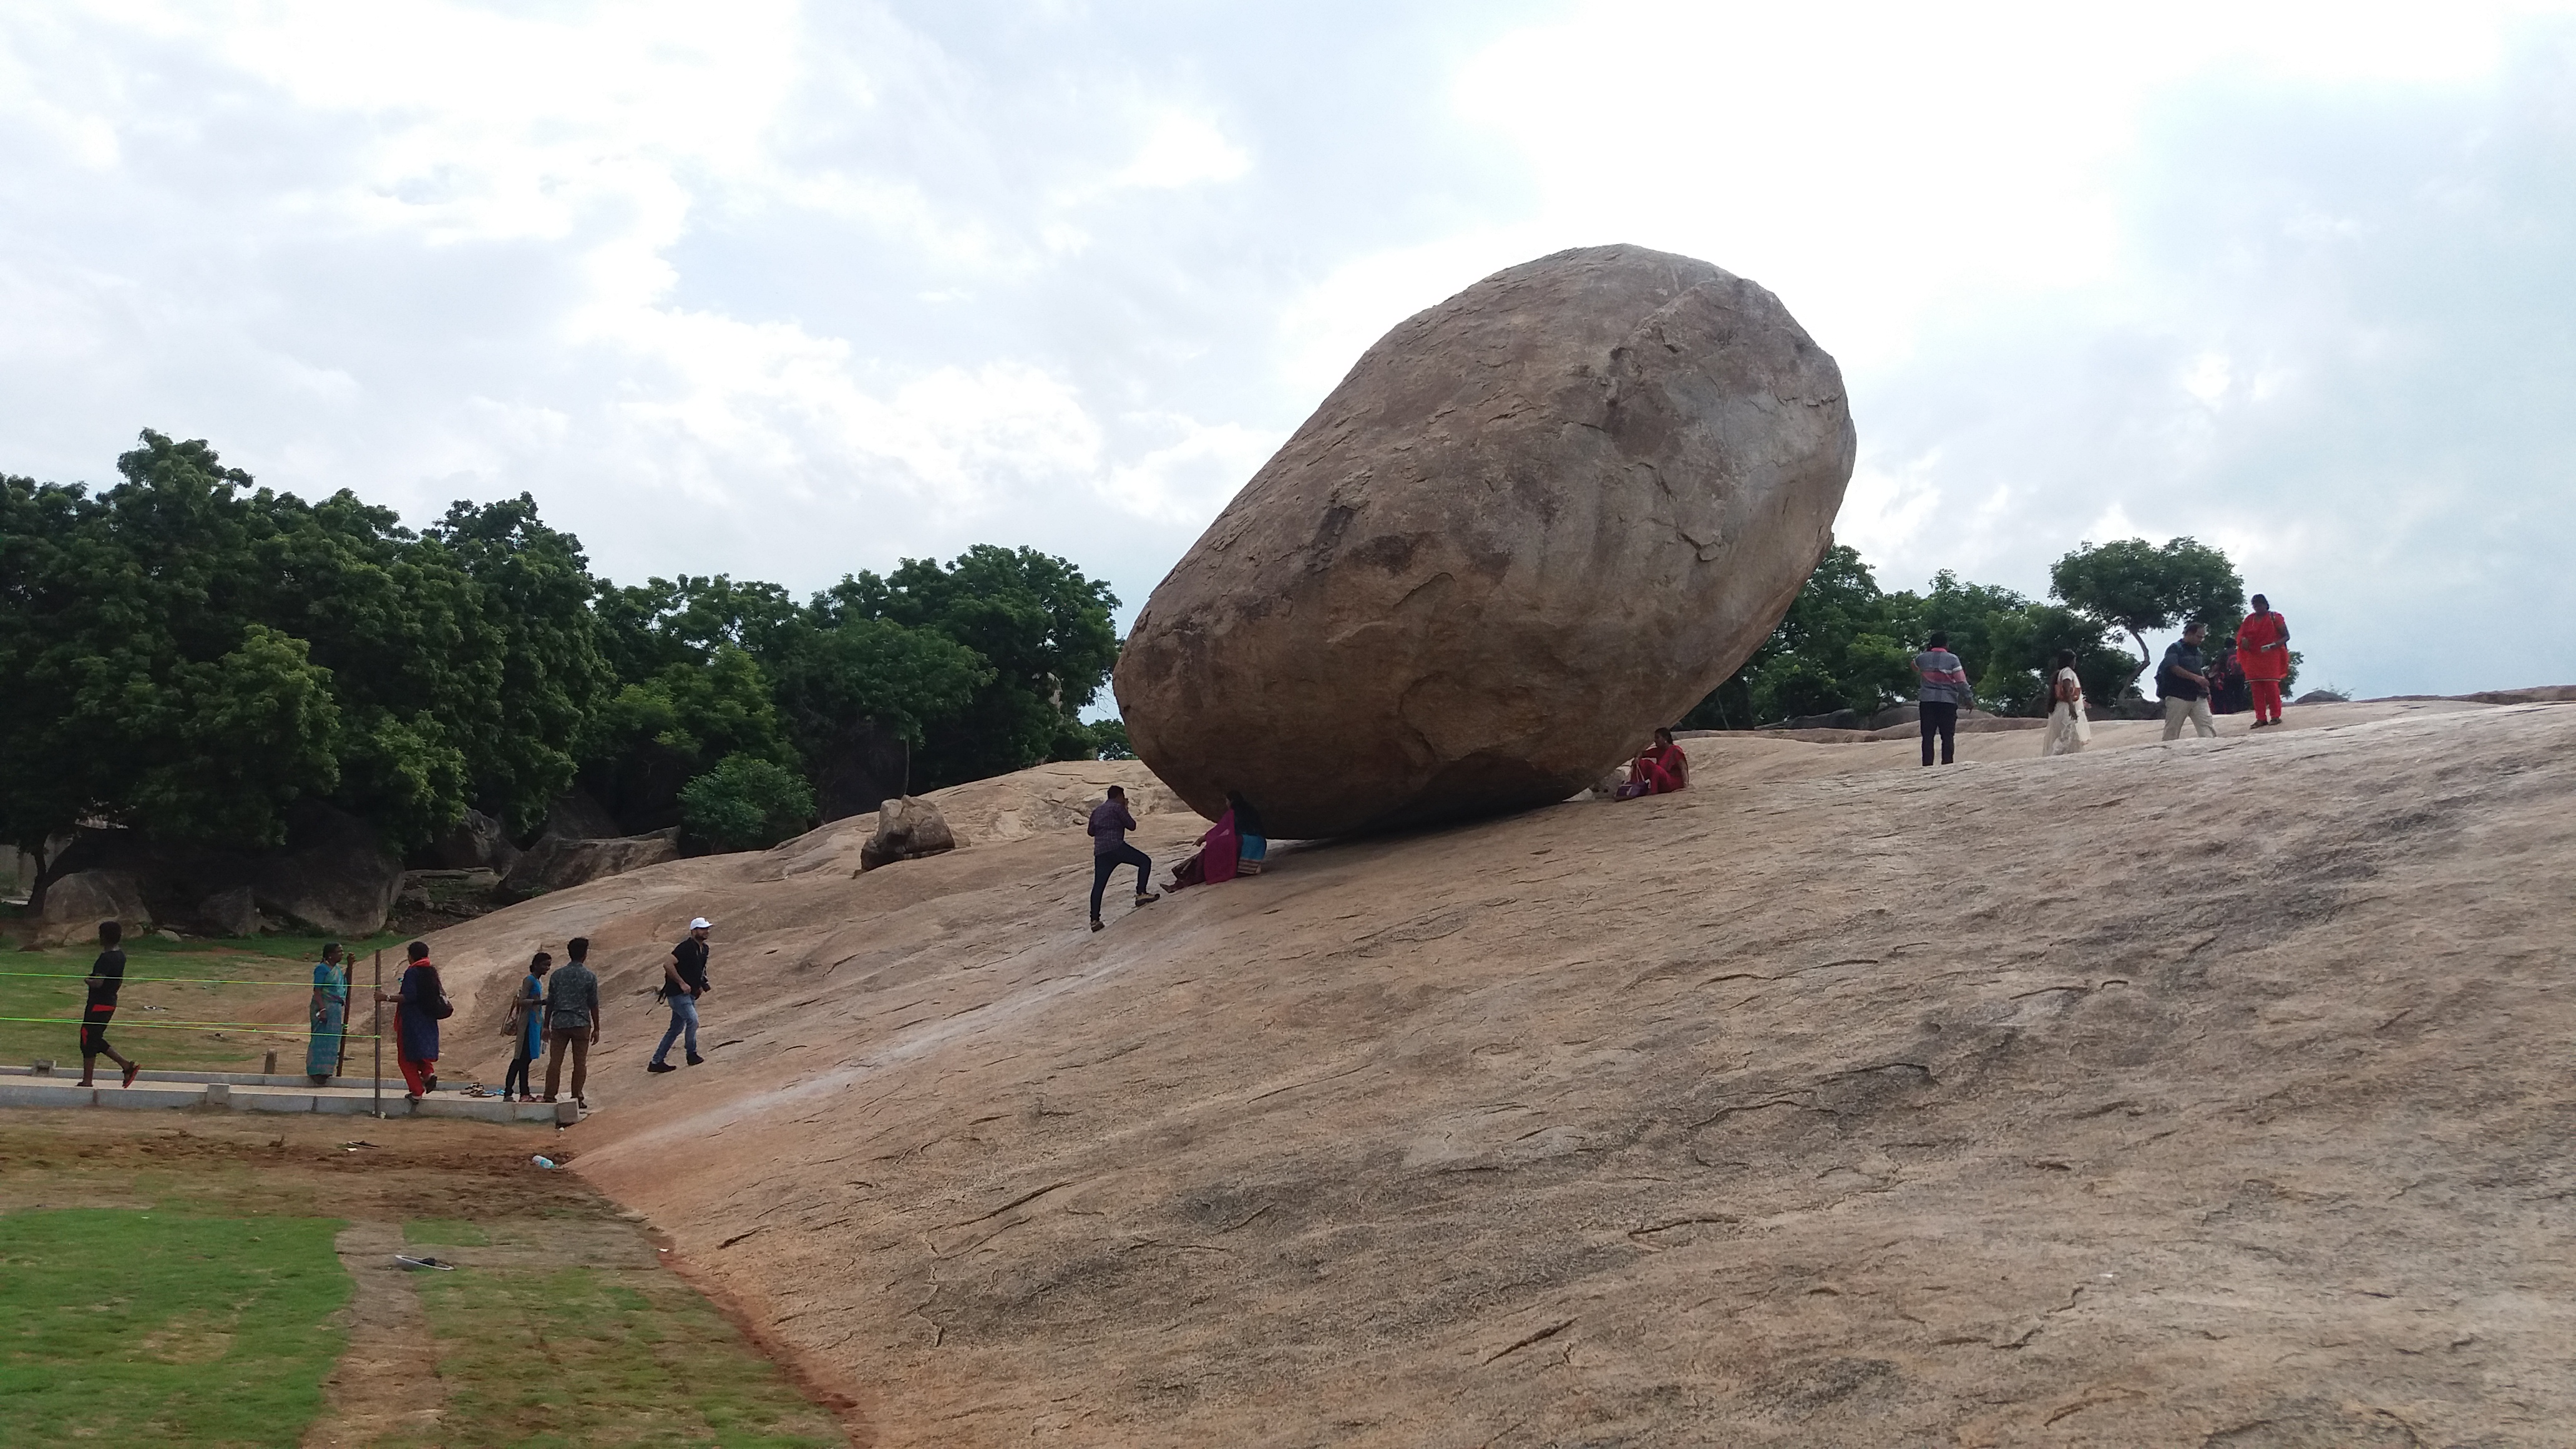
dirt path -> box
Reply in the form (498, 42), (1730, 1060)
(301, 1221), (448, 1448)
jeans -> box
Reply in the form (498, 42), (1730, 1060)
(504, 1053), (532, 1098)
(1918, 701), (1958, 765)
(1090, 843), (1152, 919)
(652, 994), (700, 1064)
(2162, 695), (2216, 740)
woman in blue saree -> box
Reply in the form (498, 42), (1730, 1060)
(306, 942), (348, 1084)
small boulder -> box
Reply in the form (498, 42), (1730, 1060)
(858, 798), (959, 872)
(32, 870), (151, 948)
(190, 886), (261, 939)
(544, 790), (625, 842)
(2293, 690), (2350, 705)
(504, 829), (681, 896)
(421, 807), (520, 876)
(249, 802), (408, 935)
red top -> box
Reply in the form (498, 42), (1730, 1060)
(2237, 610), (2290, 682)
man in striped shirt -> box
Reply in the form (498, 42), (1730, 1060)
(1913, 633), (1974, 766)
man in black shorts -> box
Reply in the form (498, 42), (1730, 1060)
(77, 920), (140, 1088)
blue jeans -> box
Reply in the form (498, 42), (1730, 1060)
(652, 994), (700, 1064)
(1090, 843), (1151, 919)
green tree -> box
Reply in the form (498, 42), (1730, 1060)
(0, 442), (352, 878)
(426, 497), (615, 832)
(760, 615), (990, 773)
(819, 545), (1120, 789)
(678, 754), (816, 852)
(1681, 545), (1916, 726)
(2049, 537), (2245, 690)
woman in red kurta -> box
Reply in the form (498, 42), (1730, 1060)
(1618, 728), (1690, 798)
(2236, 593), (2291, 728)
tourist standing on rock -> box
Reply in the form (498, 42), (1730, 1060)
(2158, 622), (2218, 741)
(1913, 631), (1974, 766)
(379, 940), (448, 1102)
(1087, 786), (1160, 933)
(1228, 791), (1269, 876)
(2237, 594), (2292, 728)
(2042, 650), (2092, 756)
(2208, 638), (2250, 715)
(306, 942), (348, 1085)
(649, 918), (713, 1074)
(1617, 728), (1690, 798)
(544, 937), (602, 1108)
(76, 920), (139, 1089)
(503, 951), (550, 1103)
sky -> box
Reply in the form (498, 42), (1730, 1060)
(5, 1), (2574, 700)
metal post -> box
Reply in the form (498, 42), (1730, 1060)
(372, 949), (384, 1120)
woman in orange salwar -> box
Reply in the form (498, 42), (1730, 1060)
(2236, 593), (2291, 728)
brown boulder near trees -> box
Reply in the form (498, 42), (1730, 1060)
(31, 870), (151, 947)
(1113, 244), (1855, 838)
(502, 829), (681, 896)
(857, 797), (958, 872)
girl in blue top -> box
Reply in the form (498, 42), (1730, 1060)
(504, 952), (550, 1103)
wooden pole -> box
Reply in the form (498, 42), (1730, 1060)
(372, 949), (384, 1119)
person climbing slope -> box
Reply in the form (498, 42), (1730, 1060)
(1086, 786), (1159, 932)
(649, 917), (713, 1073)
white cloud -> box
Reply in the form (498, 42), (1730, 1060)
(1113, 112), (1251, 189)
(4, 0), (2575, 701)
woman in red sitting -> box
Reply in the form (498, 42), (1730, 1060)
(1617, 726), (1690, 799)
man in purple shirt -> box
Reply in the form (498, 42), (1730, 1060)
(1086, 786), (1159, 932)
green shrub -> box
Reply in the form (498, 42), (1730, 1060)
(677, 754), (814, 852)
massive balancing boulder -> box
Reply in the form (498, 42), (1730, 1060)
(1113, 244), (1856, 838)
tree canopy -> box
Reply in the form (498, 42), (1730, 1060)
(1684, 547), (2171, 726)
(2049, 537), (2246, 686)
(4, 432), (1126, 867)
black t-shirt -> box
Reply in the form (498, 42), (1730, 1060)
(671, 938), (709, 995)
(2160, 640), (2208, 701)
(86, 949), (127, 1012)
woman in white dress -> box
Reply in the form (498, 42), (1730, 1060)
(2042, 650), (2092, 756)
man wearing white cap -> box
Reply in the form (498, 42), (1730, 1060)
(648, 917), (714, 1073)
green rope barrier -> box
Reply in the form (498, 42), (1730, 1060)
(0, 971), (353, 987)
(0, 1015), (381, 1039)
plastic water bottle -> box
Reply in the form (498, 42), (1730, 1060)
(532, 1155), (558, 1170)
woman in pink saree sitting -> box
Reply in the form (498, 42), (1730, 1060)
(1167, 802), (1242, 890)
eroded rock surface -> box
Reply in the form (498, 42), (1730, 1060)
(1116, 243), (1855, 837)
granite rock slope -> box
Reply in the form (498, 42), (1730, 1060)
(414, 700), (2576, 1447)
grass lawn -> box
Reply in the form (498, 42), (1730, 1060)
(0, 932), (404, 1075)
(0, 1208), (353, 1447)
(1, 1119), (854, 1448)
(391, 1262), (845, 1449)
